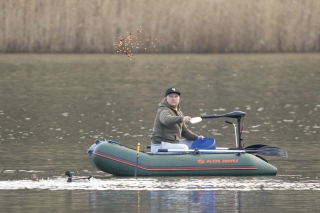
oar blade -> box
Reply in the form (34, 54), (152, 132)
(246, 145), (288, 158)
(260, 146), (288, 158)
(190, 117), (202, 124)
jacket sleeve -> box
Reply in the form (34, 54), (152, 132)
(181, 124), (199, 141)
(158, 108), (183, 125)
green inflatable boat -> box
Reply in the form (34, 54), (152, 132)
(87, 111), (288, 176)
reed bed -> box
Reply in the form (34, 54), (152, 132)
(0, 0), (319, 53)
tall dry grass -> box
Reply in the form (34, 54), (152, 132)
(0, 0), (319, 53)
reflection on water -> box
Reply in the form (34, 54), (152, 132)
(0, 53), (320, 212)
(1, 188), (318, 213)
(87, 190), (257, 213)
(88, 190), (317, 213)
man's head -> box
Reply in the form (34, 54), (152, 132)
(165, 87), (181, 108)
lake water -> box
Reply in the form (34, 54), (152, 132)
(0, 53), (319, 212)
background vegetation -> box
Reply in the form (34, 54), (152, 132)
(1, 0), (320, 53)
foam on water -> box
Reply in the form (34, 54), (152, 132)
(1, 177), (320, 191)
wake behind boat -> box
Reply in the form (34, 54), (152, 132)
(87, 111), (287, 177)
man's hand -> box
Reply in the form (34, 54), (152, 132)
(197, 135), (204, 140)
(183, 116), (192, 123)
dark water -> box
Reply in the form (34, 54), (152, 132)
(0, 53), (319, 212)
(0, 190), (319, 213)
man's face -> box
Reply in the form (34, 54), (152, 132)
(165, 93), (180, 108)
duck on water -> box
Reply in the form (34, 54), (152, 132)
(62, 171), (92, 182)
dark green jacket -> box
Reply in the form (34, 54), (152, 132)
(151, 98), (198, 144)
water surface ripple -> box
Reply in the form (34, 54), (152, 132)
(1, 54), (319, 212)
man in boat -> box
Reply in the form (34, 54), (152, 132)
(151, 87), (204, 154)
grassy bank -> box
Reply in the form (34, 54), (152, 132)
(0, 0), (319, 53)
